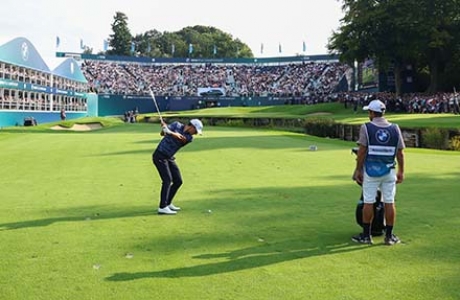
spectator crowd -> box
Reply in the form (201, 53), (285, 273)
(338, 91), (460, 114)
(80, 60), (348, 101)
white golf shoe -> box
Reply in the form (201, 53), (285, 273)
(168, 204), (181, 211)
(158, 206), (177, 215)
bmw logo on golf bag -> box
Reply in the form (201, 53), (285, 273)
(375, 129), (390, 144)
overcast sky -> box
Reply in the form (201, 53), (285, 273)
(0, 0), (344, 60)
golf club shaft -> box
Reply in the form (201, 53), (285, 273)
(148, 87), (163, 123)
(124, 69), (164, 124)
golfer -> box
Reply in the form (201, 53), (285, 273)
(352, 100), (405, 245)
(152, 119), (203, 215)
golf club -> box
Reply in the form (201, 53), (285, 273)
(147, 87), (173, 134)
(124, 68), (163, 123)
(148, 87), (163, 123)
(125, 69), (171, 133)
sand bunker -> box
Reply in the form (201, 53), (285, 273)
(51, 123), (103, 131)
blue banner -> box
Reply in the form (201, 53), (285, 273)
(56, 52), (339, 65)
(29, 84), (51, 93)
(0, 77), (86, 97)
(0, 78), (23, 89)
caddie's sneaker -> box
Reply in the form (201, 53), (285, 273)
(158, 206), (177, 215)
(351, 233), (373, 245)
(168, 204), (181, 211)
(384, 234), (401, 246)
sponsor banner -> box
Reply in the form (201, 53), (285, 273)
(197, 87), (225, 97)
(29, 84), (50, 93)
(56, 52), (339, 65)
(0, 78), (23, 89)
(0, 78), (87, 97)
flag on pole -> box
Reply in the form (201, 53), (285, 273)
(213, 45), (217, 55)
(188, 43), (193, 54)
(130, 42), (135, 53)
(260, 43), (264, 54)
(80, 39), (85, 50)
(103, 40), (109, 51)
(147, 42), (151, 53)
(171, 44), (175, 55)
(279, 43), (282, 53)
(56, 36), (60, 48)
(303, 41), (306, 52)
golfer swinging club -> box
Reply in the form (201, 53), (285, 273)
(152, 119), (203, 215)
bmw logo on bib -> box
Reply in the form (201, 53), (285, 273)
(376, 129), (390, 144)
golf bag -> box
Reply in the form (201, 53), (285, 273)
(351, 147), (385, 236)
(355, 191), (385, 236)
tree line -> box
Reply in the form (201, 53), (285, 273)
(98, 11), (252, 59)
(328, 0), (460, 94)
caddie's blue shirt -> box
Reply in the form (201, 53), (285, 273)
(155, 121), (193, 158)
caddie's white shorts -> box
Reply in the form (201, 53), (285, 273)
(363, 169), (396, 204)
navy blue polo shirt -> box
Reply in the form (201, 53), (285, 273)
(155, 121), (193, 158)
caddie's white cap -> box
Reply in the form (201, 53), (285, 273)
(190, 119), (203, 134)
(363, 99), (386, 113)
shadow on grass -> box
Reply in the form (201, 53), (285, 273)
(104, 171), (460, 282)
(0, 206), (154, 230)
(105, 235), (369, 281)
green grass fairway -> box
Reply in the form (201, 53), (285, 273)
(156, 104), (460, 129)
(1, 123), (459, 300)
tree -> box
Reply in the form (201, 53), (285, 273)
(173, 25), (252, 58)
(133, 30), (163, 57)
(329, 0), (460, 94)
(160, 32), (186, 58)
(105, 13), (253, 58)
(82, 46), (93, 55)
(329, 0), (423, 95)
(416, 0), (460, 93)
(107, 12), (133, 56)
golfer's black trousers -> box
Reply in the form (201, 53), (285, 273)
(152, 150), (183, 208)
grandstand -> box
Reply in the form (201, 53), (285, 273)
(49, 52), (460, 115)
(81, 59), (348, 98)
(0, 37), (97, 127)
(68, 51), (351, 116)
